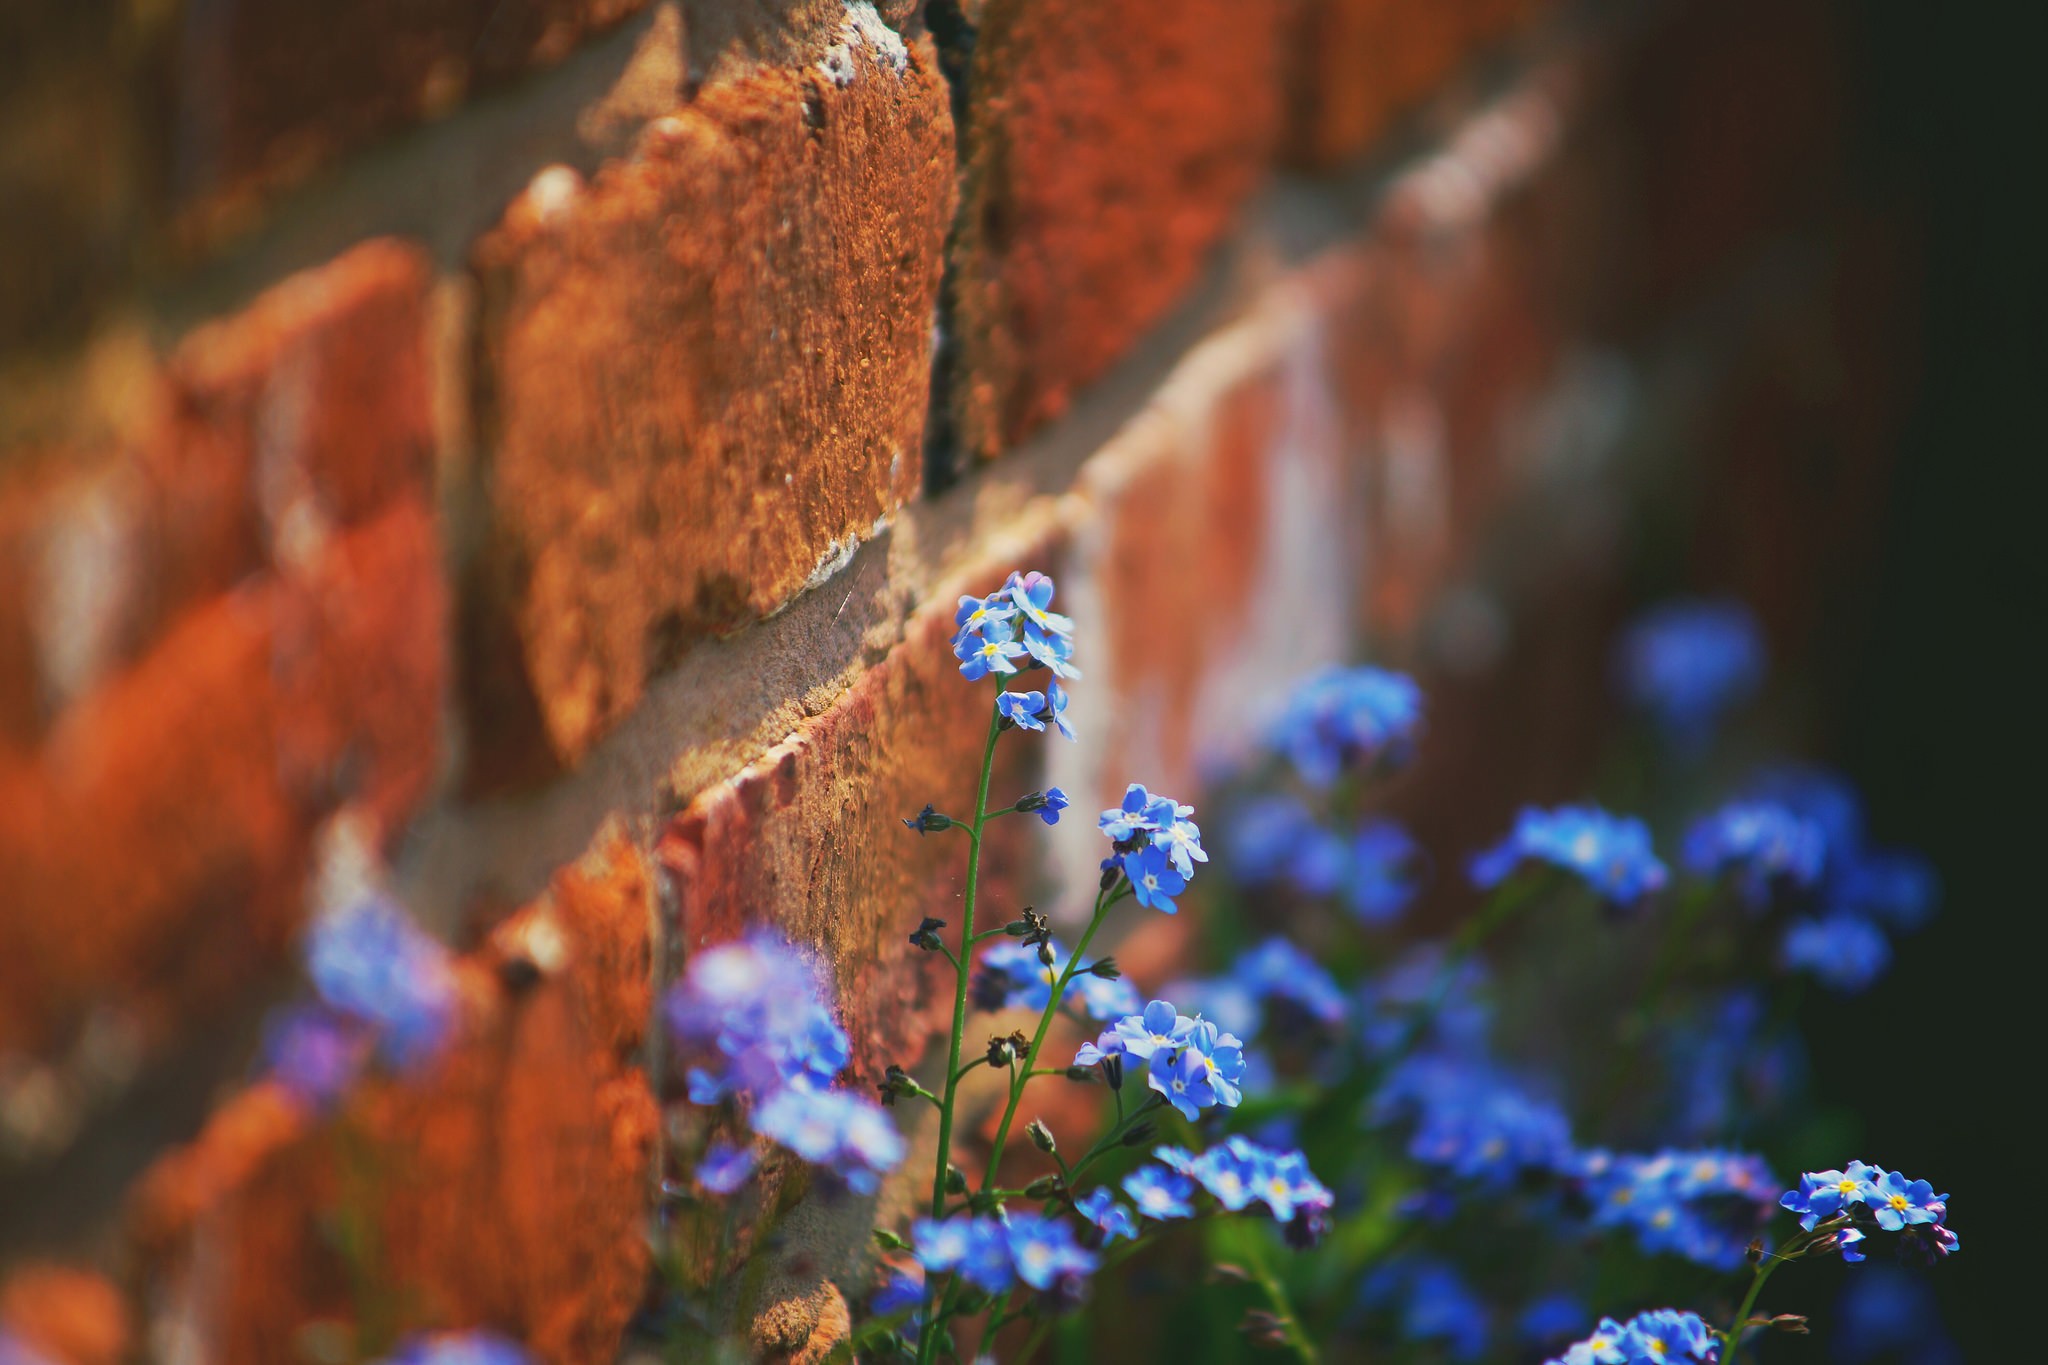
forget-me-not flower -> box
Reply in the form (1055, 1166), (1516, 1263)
(1470, 804), (1668, 907)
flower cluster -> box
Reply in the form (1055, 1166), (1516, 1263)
(1615, 597), (1764, 746)
(1574, 1149), (1778, 1271)
(665, 932), (902, 1192)
(1779, 913), (1892, 993)
(914, 1213), (1100, 1294)
(1266, 666), (1424, 786)
(1780, 1160), (1959, 1262)
(1229, 797), (1421, 925)
(1682, 800), (1826, 906)
(1374, 1056), (1574, 1189)
(974, 939), (1141, 1021)
(1470, 804), (1669, 907)
(1155, 1137), (1334, 1231)
(1098, 784), (1208, 913)
(1544, 1308), (1718, 1365)
(303, 895), (456, 1071)
(1074, 1000), (1245, 1120)
(952, 571), (1080, 682)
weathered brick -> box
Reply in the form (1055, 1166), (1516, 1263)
(947, 0), (1291, 461)
(0, 1265), (128, 1365)
(0, 496), (445, 1058)
(132, 828), (657, 1365)
(467, 24), (955, 772)
(155, 0), (651, 221)
(1285, 0), (1550, 171)
(0, 241), (434, 746)
(657, 551), (1057, 1092)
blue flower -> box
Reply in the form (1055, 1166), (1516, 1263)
(1005, 1213), (1098, 1290)
(304, 896), (456, 1071)
(751, 1087), (904, 1193)
(1615, 598), (1764, 745)
(1545, 1310), (1714, 1365)
(1099, 784), (1164, 842)
(1780, 1160), (1882, 1229)
(1122, 844), (1188, 914)
(1073, 1187), (1139, 1244)
(978, 941), (1141, 1021)
(1356, 947), (1494, 1060)
(1747, 765), (1864, 852)
(379, 1332), (531, 1365)
(1110, 1000), (1197, 1062)
(1226, 796), (1329, 888)
(1121, 1166), (1196, 1221)
(1469, 804), (1668, 907)
(956, 590), (1017, 636)
(1034, 787), (1070, 825)
(698, 1140), (756, 1194)
(870, 1262), (926, 1317)
(1361, 1259), (1488, 1362)
(666, 932), (851, 1102)
(997, 681), (1077, 740)
(260, 1003), (366, 1110)
(1780, 914), (1892, 992)
(1249, 1147), (1335, 1223)
(1345, 820), (1422, 924)
(1683, 800), (1827, 905)
(1147, 1019), (1245, 1119)
(1831, 848), (1940, 931)
(1869, 1169), (1946, 1231)
(1228, 938), (1348, 1030)
(914, 1216), (1014, 1293)
(1004, 572), (1081, 681)
(1578, 1148), (1778, 1271)
(1375, 1056), (1574, 1187)
(1620, 1309), (1716, 1365)
(1517, 1294), (1588, 1349)
(1267, 666), (1424, 786)
(954, 616), (1026, 680)
(1176, 1138), (1327, 1222)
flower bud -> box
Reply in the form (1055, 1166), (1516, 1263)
(902, 804), (953, 835)
(1769, 1316), (1810, 1335)
(1024, 1173), (1063, 1200)
(1064, 1065), (1096, 1083)
(1082, 957), (1120, 980)
(908, 917), (947, 951)
(1035, 940), (1055, 967)
(1102, 1054), (1125, 1092)
(985, 1035), (1016, 1068)
(944, 1165), (968, 1195)
(873, 1228), (910, 1251)
(1027, 1119), (1058, 1154)
(1119, 1120), (1156, 1147)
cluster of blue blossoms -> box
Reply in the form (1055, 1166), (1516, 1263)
(1780, 1160), (1959, 1262)
(1266, 665), (1425, 786)
(1155, 1137), (1335, 1234)
(1229, 795), (1422, 925)
(1469, 804), (1669, 907)
(1073, 1000), (1246, 1121)
(1097, 783), (1208, 913)
(1614, 597), (1765, 747)
(303, 895), (457, 1072)
(953, 571), (1081, 739)
(913, 1213), (1099, 1295)
(1571, 1149), (1778, 1272)
(664, 932), (903, 1193)
(1544, 1308), (1719, 1365)
(1375, 1055), (1574, 1190)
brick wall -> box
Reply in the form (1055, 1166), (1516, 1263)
(0, 0), (1909, 1359)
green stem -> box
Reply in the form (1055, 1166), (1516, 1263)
(982, 887), (1116, 1189)
(1243, 1227), (1319, 1365)
(1064, 1095), (1166, 1182)
(1720, 1230), (1813, 1360)
(917, 703), (1006, 1365)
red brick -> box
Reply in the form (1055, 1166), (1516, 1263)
(467, 30), (955, 772)
(154, 0), (651, 223)
(1285, 0), (1553, 171)
(947, 0), (1292, 460)
(0, 496), (445, 1058)
(131, 829), (658, 1365)
(0, 241), (434, 747)
(0, 1265), (128, 1365)
(657, 553), (1058, 1092)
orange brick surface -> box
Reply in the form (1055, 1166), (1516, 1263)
(131, 829), (658, 1365)
(948, 0), (1293, 460)
(467, 33), (956, 772)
